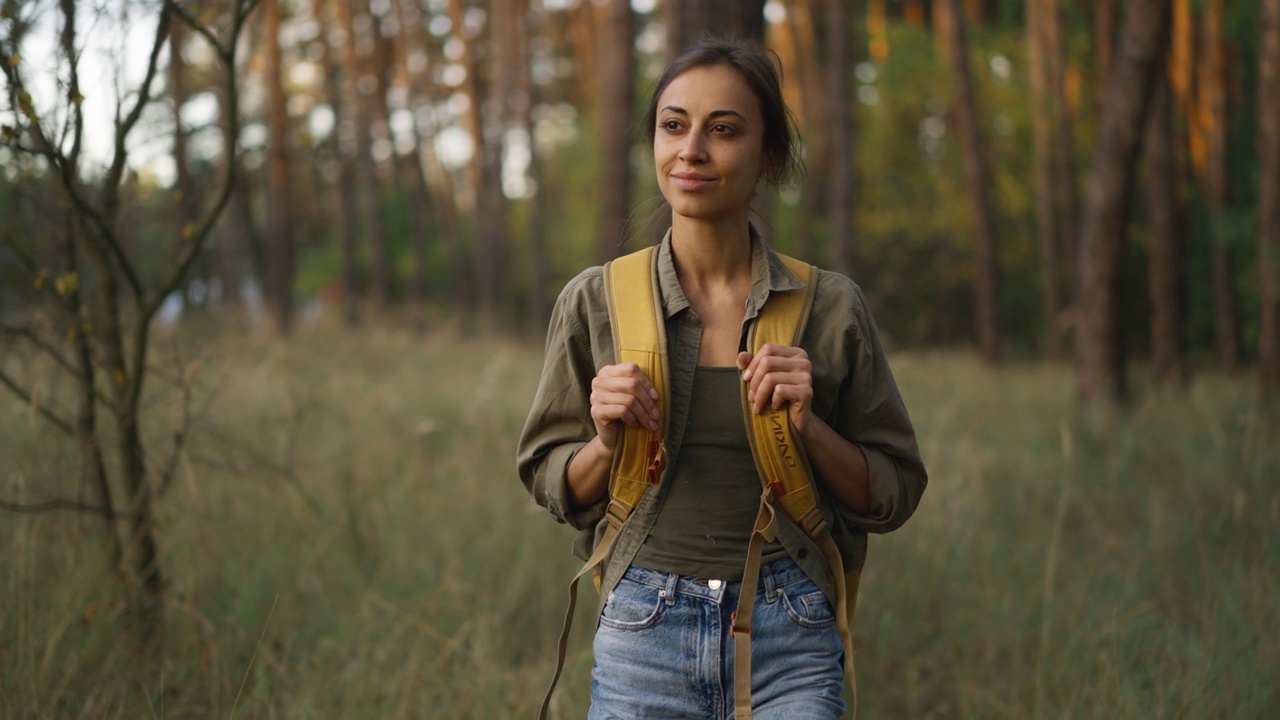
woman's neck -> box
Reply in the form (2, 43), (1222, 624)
(669, 212), (753, 288)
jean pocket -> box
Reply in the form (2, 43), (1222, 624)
(599, 577), (668, 631)
(779, 586), (836, 629)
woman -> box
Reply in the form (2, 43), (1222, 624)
(518, 35), (927, 719)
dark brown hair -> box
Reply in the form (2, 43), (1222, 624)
(641, 33), (804, 189)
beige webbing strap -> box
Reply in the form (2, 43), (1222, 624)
(538, 501), (630, 720)
(540, 247), (671, 720)
(732, 489), (778, 720)
(814, 527), (858, 718)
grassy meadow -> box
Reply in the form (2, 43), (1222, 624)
(1, 322), (1277, 718)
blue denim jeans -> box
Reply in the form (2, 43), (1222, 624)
(588, 558), (845, 719)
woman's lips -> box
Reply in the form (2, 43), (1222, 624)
(671, 172), (714, 191)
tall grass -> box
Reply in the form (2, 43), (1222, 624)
(1, 326), (1276, 718)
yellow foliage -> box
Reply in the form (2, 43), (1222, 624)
(54, 272), (78, 296)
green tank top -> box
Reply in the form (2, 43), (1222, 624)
(632, 366), (788, 580)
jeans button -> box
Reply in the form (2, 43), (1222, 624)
(708, 579), (722, 590)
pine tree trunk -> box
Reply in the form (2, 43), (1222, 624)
(597, 0), (634, 262)
(321, 0), (362, 326)
(1144, 73), (1185, 389)
(939, 0), (1001, 362)
(265, 0), (293, 334)
(1093, 0), (1116, 103)
(1026, 0), (1063, 357)
(1077, 0), (1171, 404)
(344, 0), (390, 312)
(1260, 0), (1280, 394)
(1202, 0), (1240, 372)
(216, 79), (247, 307)
(825, 0), (854, 277)
(1043, 0), (1079, 341)
(521, 0), (552, 328)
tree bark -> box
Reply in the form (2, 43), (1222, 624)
(1201, 0), (1240, 372)
(1092, 0), (1116, 103)
(321, 0), (362, 326)
(338, 0), (389, 312)
(1144, 72), (1185, 389)
(265, 0), (294, 334)
(1076, 0), (1171, 404)
(784, 0), (824, 259)
(1260, 0), (1280, 394)
(1026, 0), (1063, 357)
(522, 0), (552, 328)
(216, 78), (248, 307)
(938, 0), (1001, 362)
(1043, 0), (1079, 342)
(825, 0), (853, 277)
(597, 0), (634, 262)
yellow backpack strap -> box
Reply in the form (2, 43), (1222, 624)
(734, 254), (860, 719)
(538, 246), (669, 720)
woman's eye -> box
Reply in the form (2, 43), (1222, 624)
(661, 119), (681, 131)
(712, 123), (734, 134)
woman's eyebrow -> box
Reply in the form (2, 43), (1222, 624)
(659, 105), (747, 122)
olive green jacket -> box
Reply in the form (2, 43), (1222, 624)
(516, 231), (928, 612)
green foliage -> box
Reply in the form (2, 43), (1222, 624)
(1, 332), (1276, 717)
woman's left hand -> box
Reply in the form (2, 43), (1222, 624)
(737, 344), (816, 434)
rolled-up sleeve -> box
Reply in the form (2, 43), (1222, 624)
(517, 271), (609, 530)
(827, 283), (928, 534)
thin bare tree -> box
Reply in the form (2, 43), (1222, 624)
(0, 0), (260, 631)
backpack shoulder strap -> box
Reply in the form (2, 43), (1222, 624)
(734, 254), (861, 719)
(603, 246), (669, 510)
(538, 245), (669, 720)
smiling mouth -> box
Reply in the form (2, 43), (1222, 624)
(671, 173), (715, 190)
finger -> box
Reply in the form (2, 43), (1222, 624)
(599, 361), (660, 399)
(592, 391), (659, 428)
(770, 382), (812, 412)
(752, 372), (812, 414)
(593, 402), (650, 430)
(592, 376), (660, 417)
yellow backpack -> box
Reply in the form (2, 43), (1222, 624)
(539, 245), (861, 720)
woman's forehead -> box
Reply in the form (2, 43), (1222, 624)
(656, 65), (760, 119)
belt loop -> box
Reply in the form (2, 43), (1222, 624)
(761, 560), (778, 602)
(663, 571), (678, 606)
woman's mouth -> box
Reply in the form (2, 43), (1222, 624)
(671, 172), (715, 191)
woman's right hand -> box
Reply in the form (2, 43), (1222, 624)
(590, 363), (661, 451)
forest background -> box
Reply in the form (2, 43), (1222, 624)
(1, 0), (1278, 717)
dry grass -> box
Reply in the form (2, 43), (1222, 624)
(1, 325), (1277, 718)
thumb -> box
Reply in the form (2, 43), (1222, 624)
(736, 351), (752, 373)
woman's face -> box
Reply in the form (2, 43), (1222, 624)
(653, 64), (767, 225)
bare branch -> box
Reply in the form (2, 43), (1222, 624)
(59, 0), (84, 168)
(0, 322), (80, 377)
(168, 0), (230, 62)
(0, 369), (74, 435)
(134, 0), (260, 398)
(0, 497), (125, 519)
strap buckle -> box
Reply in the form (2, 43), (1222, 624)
(646, 438), (666, 485)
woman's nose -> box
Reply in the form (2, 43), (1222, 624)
(678, 132), (707, 162)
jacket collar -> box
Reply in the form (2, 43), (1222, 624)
(653, 224), (806, 321)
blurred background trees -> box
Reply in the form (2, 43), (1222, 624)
(2, 0), (1278, 403)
